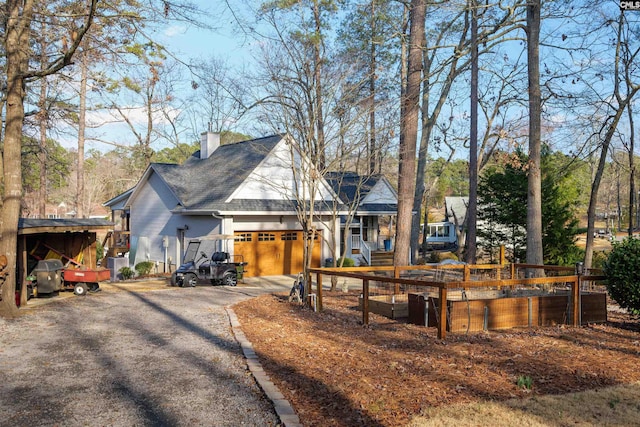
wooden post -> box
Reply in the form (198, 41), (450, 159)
(363, 279), (369, 325)
(316, 272), (323, 312)
(510, 263), (516, 280)
(438, 285), (447, 339)
(463, 265), (470, 282)
(394, 266), (400, 295)
(498, 246), (506, 281)
(571, 276), (580, 326)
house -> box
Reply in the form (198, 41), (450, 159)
(422, 197), (468, 252)
(103, 132), (398, 277)
(444, 196), (469, 226)
(324, 172), (398, 265)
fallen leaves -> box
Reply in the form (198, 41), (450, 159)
(234, 291), (640, 427)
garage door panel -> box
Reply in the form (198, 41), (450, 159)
(234, 230), (322, 278)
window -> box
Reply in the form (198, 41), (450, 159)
(258, 233), (275, 241)
(235, 233), (252, 242)
(281, 232), (298, 241)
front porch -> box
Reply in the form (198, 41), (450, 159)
(344, 216), (394, 266)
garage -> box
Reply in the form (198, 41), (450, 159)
(234, 230), (322, 277)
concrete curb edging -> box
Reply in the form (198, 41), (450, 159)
(226, 307), (302, 427)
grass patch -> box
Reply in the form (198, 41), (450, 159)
(516, 375), (533, 391)
(409, 383), (640, 426)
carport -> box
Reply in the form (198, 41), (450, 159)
(17, 218), (114, 306)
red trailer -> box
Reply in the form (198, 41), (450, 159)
(63, 268), (110, 295)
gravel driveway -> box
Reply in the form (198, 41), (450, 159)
(0, 280), (290, 426)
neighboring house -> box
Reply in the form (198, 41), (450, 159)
(104, 132), (398, 277)
(444, 196), (469, 226)
(422, 197), (469, 252)
(324, 172), (398, 265)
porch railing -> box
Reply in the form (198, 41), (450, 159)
(360, 237), (371, 265)
(350, 234), (360, 252)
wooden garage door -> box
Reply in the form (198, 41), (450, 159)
(234, 231), (322, 277)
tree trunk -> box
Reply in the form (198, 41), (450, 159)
(526, 0), (544, 268)
(77, 49), (88, 218)
(395, 0), (426, 267)
(38, 23), (48, 219)
(312, 0), (326, 170)
(369, 0), (377, 175)
(627, 94), (635, 236)
(412, 35), (430, 263)
(0, 0), (34, 317)
(38, 74), (48, 218)
(466, 0), (478, 264)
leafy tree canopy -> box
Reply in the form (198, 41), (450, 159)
(21, 137), (71, 194)
(478, 147), (581, 265)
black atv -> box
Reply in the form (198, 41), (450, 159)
(170, 240), (245, 287)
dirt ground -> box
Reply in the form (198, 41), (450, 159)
(233, 290), (640, 427)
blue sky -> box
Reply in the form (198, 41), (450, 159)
(156, 1), (255, 67)
(70, 2), (257, 152)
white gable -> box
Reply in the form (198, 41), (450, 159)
(228, 138), (335, 202)
(361, 179), (397, 205)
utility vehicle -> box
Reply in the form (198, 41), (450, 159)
(170, 237), (245, 287)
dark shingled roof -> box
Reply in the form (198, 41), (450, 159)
(150, 134), (284, 211)
(19, 218), (114, 235)
(324, 171), (383, 206)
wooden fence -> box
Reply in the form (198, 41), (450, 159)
(309, 263), (606, 339)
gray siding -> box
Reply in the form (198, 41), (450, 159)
(130, 173), (221, 268)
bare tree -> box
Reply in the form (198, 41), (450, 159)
(0, 0), (211, 317)
(1, 0), (98, 317)
(395, 0), (425, 267)
(584, 10), (640, 268)
(411, 0), (526, 263)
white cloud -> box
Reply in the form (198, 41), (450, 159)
(164, 25), (187, 38)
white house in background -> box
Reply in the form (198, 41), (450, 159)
(324, 172), (398, 265)
(103, 132), (398, 276)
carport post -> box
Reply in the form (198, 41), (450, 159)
(362, 279), (369, 325)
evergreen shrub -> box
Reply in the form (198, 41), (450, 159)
(119, 266), (135, 280)
(337, 257), (355, 267)
(603, 237), (640, 315)
(135, 261), (155, 276)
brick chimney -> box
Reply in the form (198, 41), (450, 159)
(200, 130), (220, 159)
